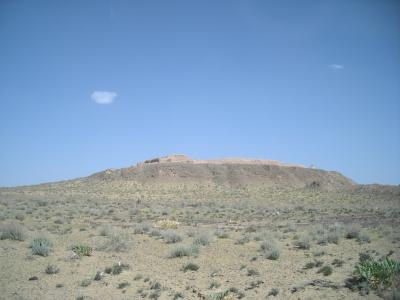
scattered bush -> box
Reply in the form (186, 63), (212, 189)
(154, 219), (179, 229)
(181, 262), (199, 272)
(72, 245), (92, 256)
(268, 288), (279, 296)
(118, 281), (130, 289)
(99, 224), (114, 236)
(94, 271), (103, 281)
(104, 262), (129, 275)
(80, 279), (92, 287)
(0, 222), (25, 241)
(209, 281), (221, 289)
(31, 236), (52, 256)
(345, 224), (361, 239)
(173, 292), (184, 299)
(45, 265), (60, 274)
(260, 239), (280, 260)
(215, 229), (229, 239)
(97, 231), (130, 252)
(357, 230), (371, 244)
(15, 213), (25, 221)
(193, 232), (211, 246)
(162, 231), (183, 244)
(134, 223), (150, 234)
(317, 265), (333, 276)
(294, 234), (311, 250)
(150, 229), (162, 237)
(247, 268), (259, 276)
(168, 244), (199, 258)
(235, 235), (250, 245)
(355, 257), (400, 289)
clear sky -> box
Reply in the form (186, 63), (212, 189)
(0, 0), (399, 186)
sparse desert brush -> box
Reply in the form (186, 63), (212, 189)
(317, 265), (333, 276)
(345, 223), (361, 239)
(97, 230), (130, 252)
(150, 229), (162, 237)
(168, 244), (199, 258)
(15, 213), (25, 221)
(0, 222), (25, 241)
(235, 235), (250, 245)
(99, 224), (114, 236)
(193, 232), (211, 246)
(117, 281), (130, 289)
(357, 230), (371, 244)
(181, 262), (199, 272)
(162, 230), (183, 243)
(215, 229), (229, 239)
(80, 278), (92, 287)
(247, 268), (259, 276)
(245, 225), (257, 233)
(45, 264), (60, 274)
(72, 245), (92, 256)
(294, 234), (311, 250)
(154, 219), (179, 229)
(30, 236), (52, 256)
(260, 239), (280, 260)
(134, 223), (151, 234)
(104, 262), (129, 275)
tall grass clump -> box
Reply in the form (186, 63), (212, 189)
(30, 236), (52, 256)
(0, 222), (25, 241)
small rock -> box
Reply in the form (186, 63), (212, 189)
(29, 276), (38, 281)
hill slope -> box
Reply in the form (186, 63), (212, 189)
(86, 154), (354, 190)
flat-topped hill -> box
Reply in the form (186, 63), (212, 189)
(87, 154), (354, 190)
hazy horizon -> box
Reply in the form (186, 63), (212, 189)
(1, 0), (399, 186)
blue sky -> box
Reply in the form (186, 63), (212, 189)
(0, 0), (399, 186)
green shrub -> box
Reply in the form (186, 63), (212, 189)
(0, 222), (25, 241)
(72, 245), (92, 256)
(31, 237), (52, 256)
(355, 257), (400, 288)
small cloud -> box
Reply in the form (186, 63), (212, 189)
(91, 91), (117, 104)
(329, 64), (344, 70)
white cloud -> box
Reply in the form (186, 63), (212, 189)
(91, 91), (117, 104)
(329, 64), (344, 70)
